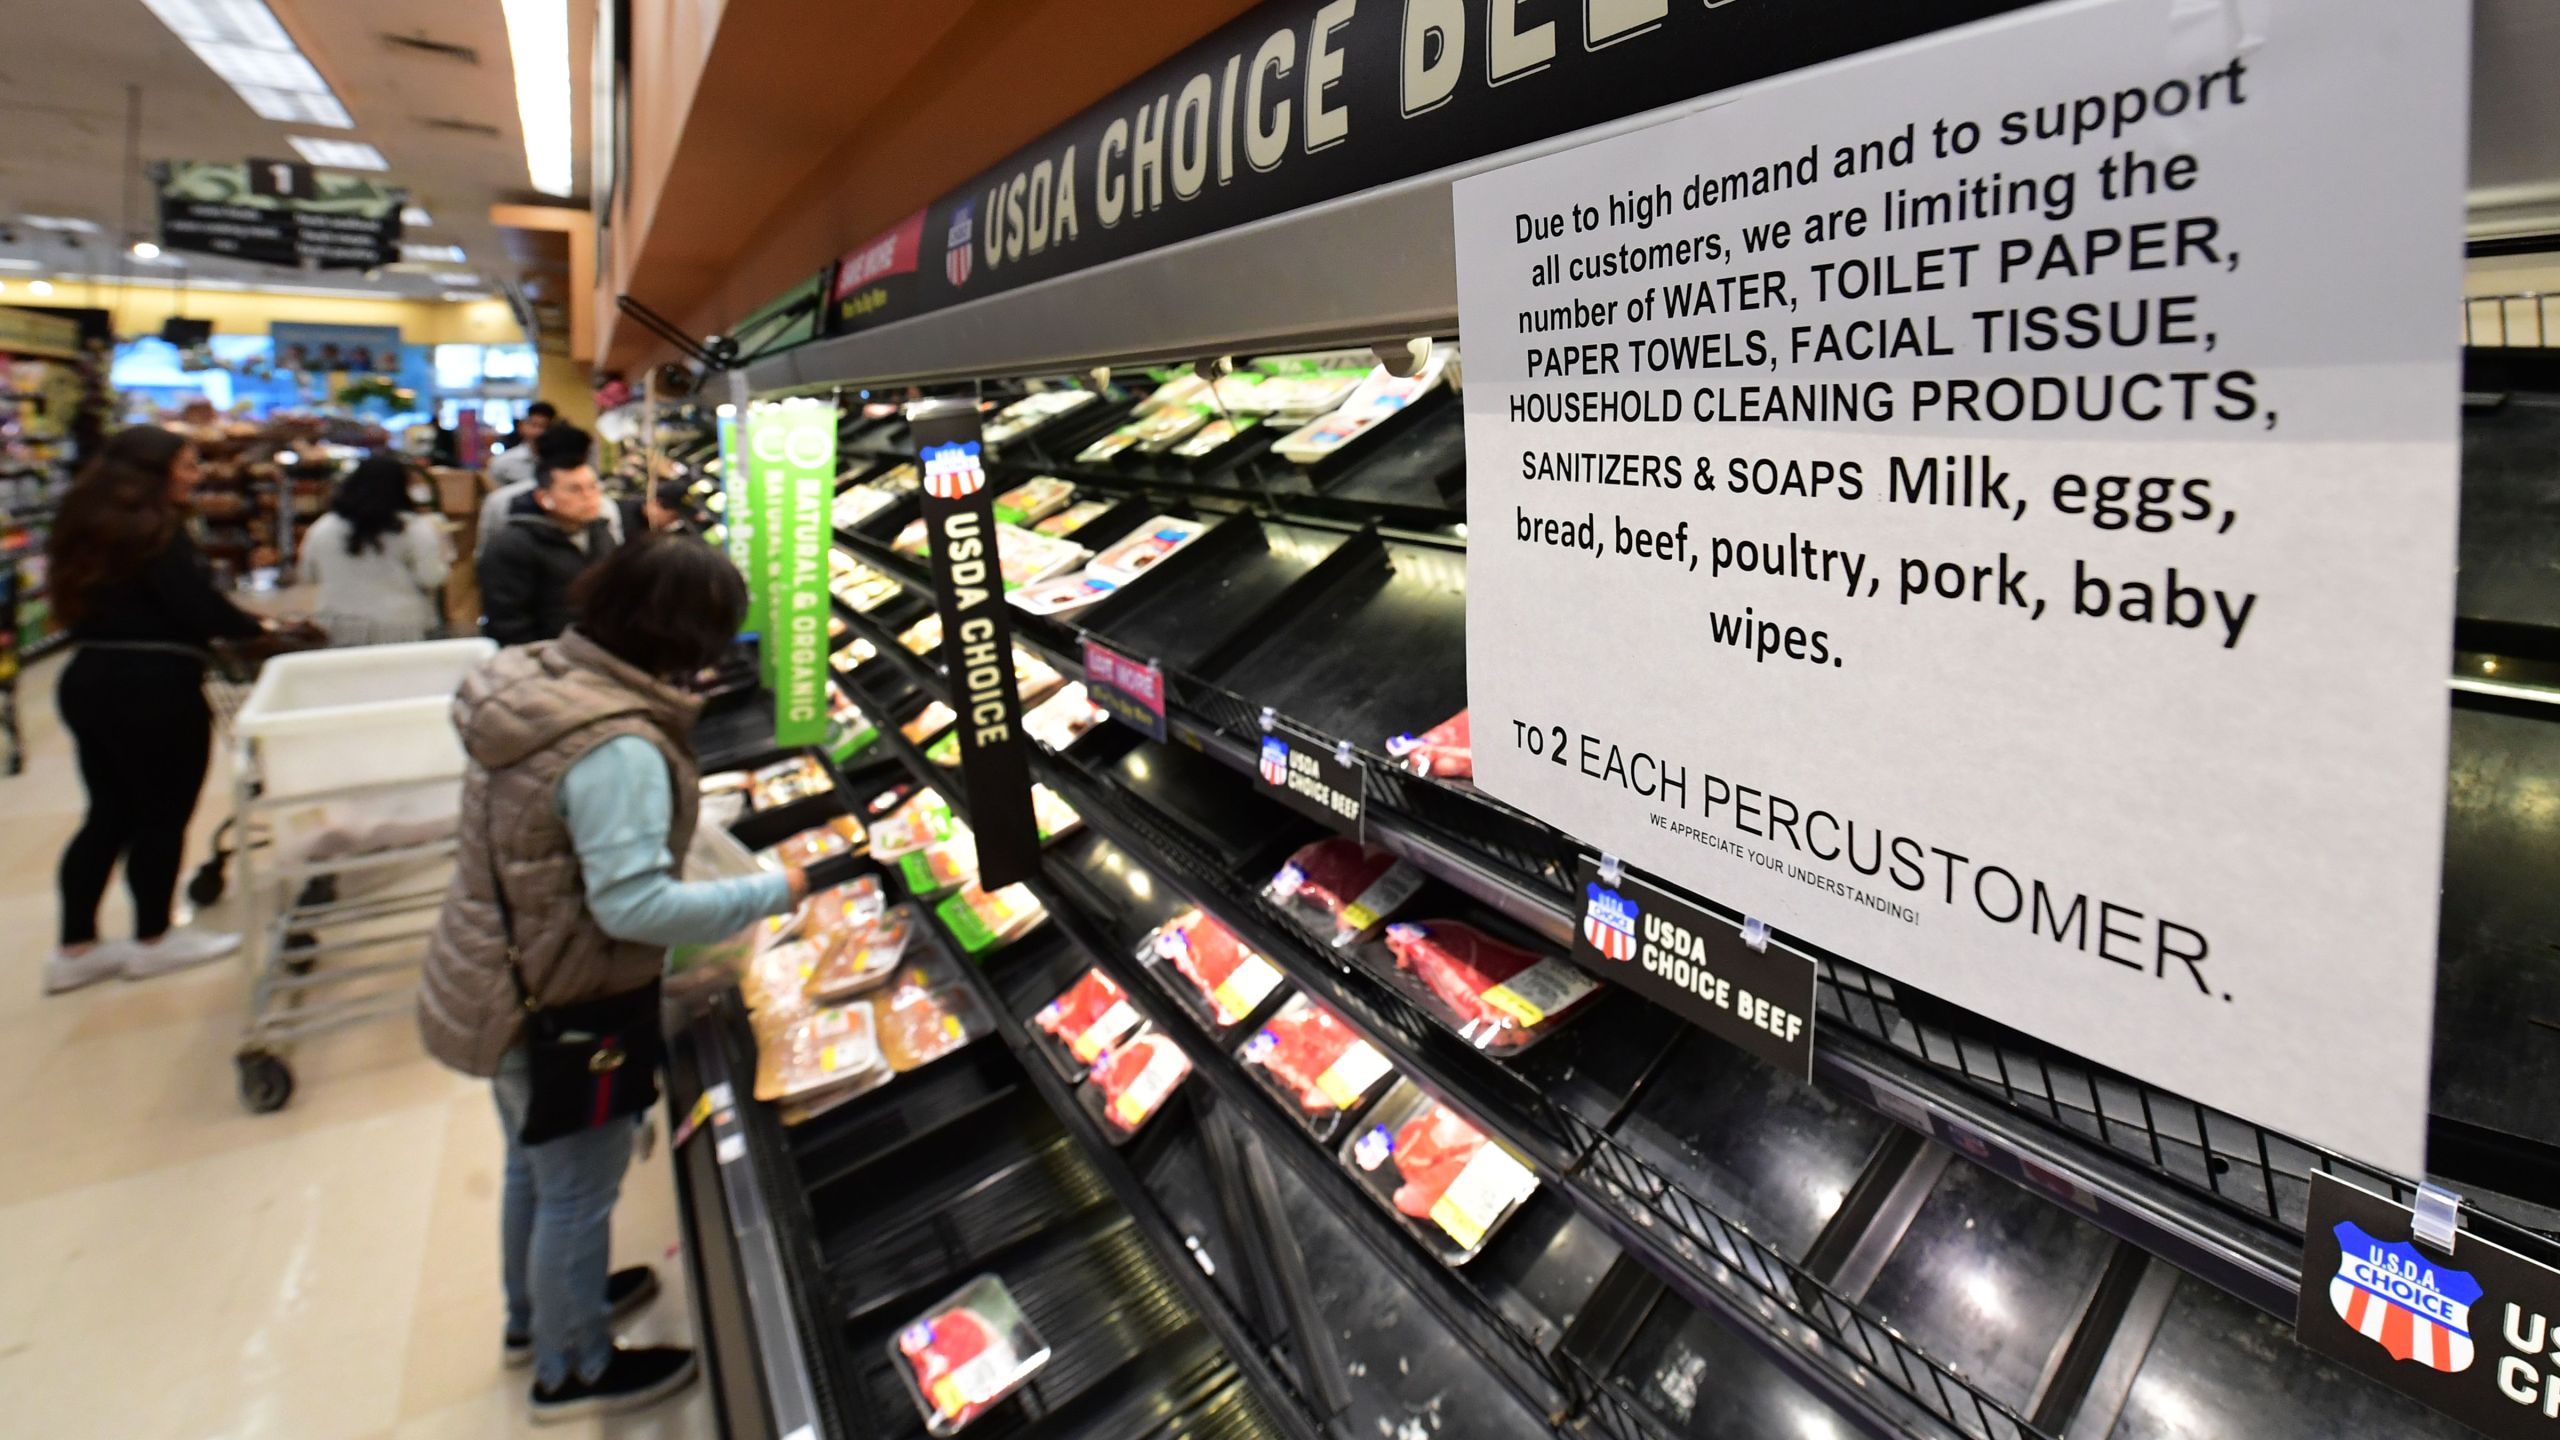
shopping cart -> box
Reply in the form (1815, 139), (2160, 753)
(222, 638), (493, 1112)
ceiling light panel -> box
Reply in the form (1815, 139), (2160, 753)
(400, 243), (465, 263)
(139, 0), (354, 129)
(288, 136), (388, 171)
(499, 0), (575, 197)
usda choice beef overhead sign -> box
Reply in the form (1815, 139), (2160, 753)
(826, 0), (2039, 334)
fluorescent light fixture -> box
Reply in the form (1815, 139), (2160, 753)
(499, 0), (575, 196)
(288, 136), (388, 171)
(400, 243), (466, 263)
(137, 0), (354, 129)
(441, 290), (495, 302)
(0, 258), (41, 272)
(20, 215), (100, 234)
(427, 270), (480, 285)
(27, 280), (52, 296)
(132, 241), (161, 259)
(401, 205), (433, 228)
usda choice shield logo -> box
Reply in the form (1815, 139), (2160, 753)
(921, 440), (986, 500)
(945, 199), (975, 288)
(2331, 1221), (2482, 1373)
(1259, 738), (1290, 786)
(1582, 881), (1638, 962)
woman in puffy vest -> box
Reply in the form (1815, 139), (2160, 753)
(419, 534), (808, 1423)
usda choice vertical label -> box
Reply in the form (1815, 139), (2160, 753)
(1452, 0), (2463, 1172)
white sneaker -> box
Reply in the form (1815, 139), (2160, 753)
(122, 926), (242, 978)
(44, 944), (128, 994)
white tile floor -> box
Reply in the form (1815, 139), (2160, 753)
(0, 653), (715, 1438)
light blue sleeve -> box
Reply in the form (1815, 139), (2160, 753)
(557, 734), (795, 946)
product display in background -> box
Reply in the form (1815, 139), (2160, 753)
(1148, 908), (1283, 1030)
(1087, 1027), (1193, 1139)
(1241, 993), (1397, 1139)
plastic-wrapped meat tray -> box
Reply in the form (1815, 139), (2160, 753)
(1339, 1079), (1540, 1267)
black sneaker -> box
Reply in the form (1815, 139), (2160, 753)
(504, 1266), (664, 1368)
(529, 1344), (698, 1424)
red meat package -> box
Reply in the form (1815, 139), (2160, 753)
(1242, 995), (1393, 1114)
(1380, 920), (1598, 1050)
(1384, 709), (1472, 779)
(1152, 909), (1282, 1026)
(893, 1275), (1049, 1435)
(1036, 968), (1143, 1063)
(1091, 1030), (1192, 1134)
(1264, 838), (1423, 948)
(1349, 1085), (1541, 1258)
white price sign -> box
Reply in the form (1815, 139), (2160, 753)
(1453, 0), (2465, 1170)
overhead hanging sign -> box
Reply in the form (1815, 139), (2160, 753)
(815, 0), (2039, 340)
(716, 406), (759, 635)
(911, 398), (1043, 888)
(2296, 1176), (2560, 1438)
(747, 398), (836, 745)
(154, 160), (404, 269)
(1453, 0), (2464, 1171)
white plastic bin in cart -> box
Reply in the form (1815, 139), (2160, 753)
(232, 638), (494, 797)
(227, 638), (498, 1115)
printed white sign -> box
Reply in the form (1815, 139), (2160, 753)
(1453, 0), (2465, 1170)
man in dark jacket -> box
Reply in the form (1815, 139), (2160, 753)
(478, 458), (617, 645)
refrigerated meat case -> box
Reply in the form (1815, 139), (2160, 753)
(660, 330), (2560, 1439)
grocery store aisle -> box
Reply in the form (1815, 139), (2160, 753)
(0, 653), (713, 1439)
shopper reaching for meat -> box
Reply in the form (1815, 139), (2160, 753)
(44, 426), (323, 993)
(419, 536), (808, 1424)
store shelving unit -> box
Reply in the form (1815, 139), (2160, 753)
(655, 338), (2560, 1438)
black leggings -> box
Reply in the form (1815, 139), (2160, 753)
(57, 650), (213, 946)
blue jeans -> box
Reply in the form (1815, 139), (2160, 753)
(493, 1049), (636, 1389)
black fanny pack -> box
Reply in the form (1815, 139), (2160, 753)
(489, 848), (662, 1145)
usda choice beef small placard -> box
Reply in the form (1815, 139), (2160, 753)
(2298, 1175), (2560, 1437)
(1571, 858), (1814, 1076)
(1255, 728), (1363, 833)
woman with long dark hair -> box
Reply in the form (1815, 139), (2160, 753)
(420, 535), (804, 1420)
(298, 454), (452, 644)
(44, 426), (289, 992)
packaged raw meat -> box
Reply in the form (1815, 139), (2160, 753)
(938, 881), (1046, 956)
(1073, 424), (1145, 463)
(892, 517), (930, 556)
(1022, 684), (1108, 750)
(740, 936), (824, 1017)
(1270, 348), (1453, 464)
(877, 977), (993, 1072)
(993, 475), (1074, 526)
(983, 387), (1096, 445)
(1130, 404), (1209, 451)
(752, 1001), (884, 1102)
(1150, 908), (1282, 1028)
(833, 483), (898, 529)
(1344, 1082), (1540, 1263)
(768, 873), (886, 942)
(991, 524), (1089, 590)
(900, 834), (978, 896)
(749, 755), (832, 808)
(925, 731), (962, 768)
(833, 637), (879, 673)
(870, 461), (923, 493)
(808, 908), (914, 1001)
(1088, 1029), (1192, 1138)
(1007, 569), (1118, 615)
(826, 688), (878, 764)
(1384, 709), (1471, 779)
(1013, 651), (1066, 710)
(1087, 516), (1207, 583)
(901, 701), (958, 745)
(1241, 994), (1395, 1124)
(1266, 838), (1424, 947)
(1030, 784), (1080, 842)
(899, 614), (944, 656)
(869, 790), (957, 859)
(770, 814), (864, 869)
(891, 1275), (1050, 1435)
(1378, 920), (1599, 1052)
(1170, 415), (1258, 458)
(1041, 967), (1144, 1068)
(1032, 499), (1112, 538)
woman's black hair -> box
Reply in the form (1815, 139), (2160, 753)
(50, 426), (186, 625)
(334, 455), (413, 556)
(569, 532), (746, 677)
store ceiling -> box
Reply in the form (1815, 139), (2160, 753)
(0, 0), (590, 306)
